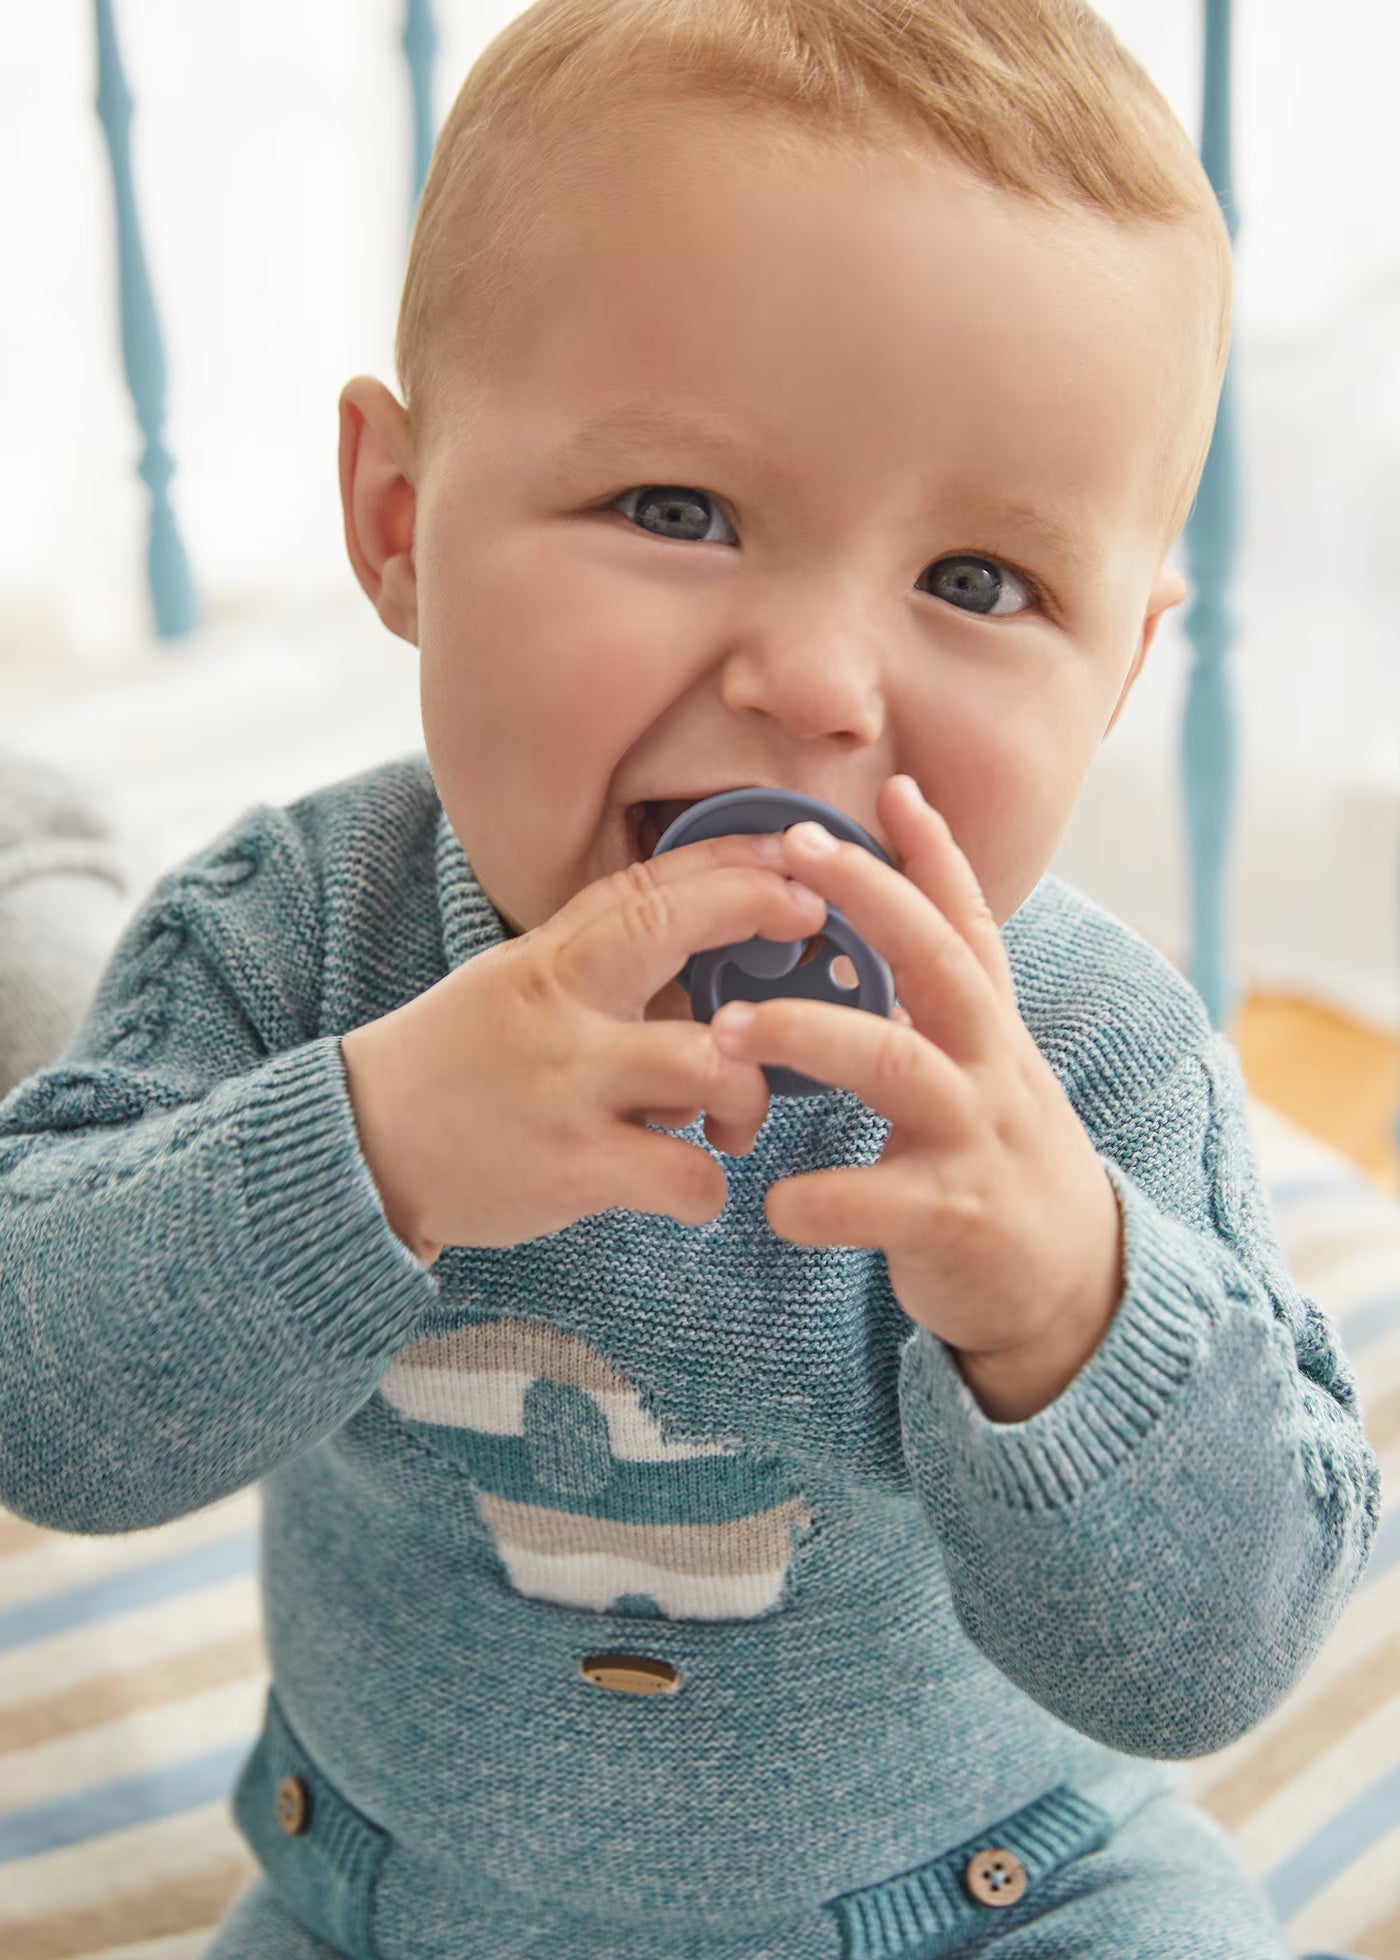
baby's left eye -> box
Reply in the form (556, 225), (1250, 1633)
(917, 556), (1033, 617)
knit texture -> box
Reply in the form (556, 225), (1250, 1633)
(0, 752), (1381, 1956)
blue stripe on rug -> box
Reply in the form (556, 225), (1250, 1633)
(0, 1739), (253, 1862)
(1269, 1176), (1372, 1208)
(1264, 1759), (1400, 1921)
(1339, 1290), (1400, 1354)
(0, 1530), (258, 1652)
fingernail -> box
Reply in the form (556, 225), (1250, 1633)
(789, 820), (838, 854)
(749, 832), (784, 862)
(894, 774), (925, 805)
(712, 1001), (756, 1037)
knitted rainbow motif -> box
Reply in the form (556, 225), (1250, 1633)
(378, 1318), (813, 1620)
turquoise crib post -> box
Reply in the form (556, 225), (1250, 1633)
(403, 0), (439, 212)
(1180, 0), (1240, 1031)
(93, 0), (197, 641)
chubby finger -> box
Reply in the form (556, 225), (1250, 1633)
(555, 850), (827, 1016)
(637, 1104), (768, 1158)
(778, 818), (996, 1064)
(711, 995), (971, 1137)
(649, 1009), (912, 1147)
(604, 1018), (772, 1153)
(877, 775), (1019, 1014)
(642, 1105), (706, 1130)
(594, 1123), (732, 1226)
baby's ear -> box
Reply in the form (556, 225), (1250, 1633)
(1103, 561), (1188, 740)
(338, 377), (418, 644)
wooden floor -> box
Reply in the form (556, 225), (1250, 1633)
(1229, 990), (1399, 1196)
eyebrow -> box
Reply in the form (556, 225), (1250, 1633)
(556, 405), (1102, 579)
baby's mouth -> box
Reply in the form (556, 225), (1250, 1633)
(625, 797), (723, 864)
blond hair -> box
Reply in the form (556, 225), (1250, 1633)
(396, 0), (1233, 549)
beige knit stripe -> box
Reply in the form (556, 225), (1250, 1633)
(0, 1856), (251, 1960)
(475, 1490), (811, 1574)
(0, 1631), (266, 1754)
(396, 1319), (633, 1396)
(1193, 1630), (1400, 1831)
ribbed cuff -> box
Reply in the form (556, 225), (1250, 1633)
(899, 1157), (1223, 1512)
(832, 1783), (1111, 1957)
(236, 1036), (440, 1359)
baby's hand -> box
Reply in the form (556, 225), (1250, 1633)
(340, 835), (827, 1262)
(707, 778), (1125, 1420)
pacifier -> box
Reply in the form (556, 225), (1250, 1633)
(650, 787), (896, 1098)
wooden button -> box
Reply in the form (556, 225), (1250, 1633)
(580, 1652), (681, 1695)
(274, 1774), (311, 1835)
(963, 1846), (1027, 1907)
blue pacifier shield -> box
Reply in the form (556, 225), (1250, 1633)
(650, 787), (896, 1098)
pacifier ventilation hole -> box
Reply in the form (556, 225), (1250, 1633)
(793, 935), (857, 990)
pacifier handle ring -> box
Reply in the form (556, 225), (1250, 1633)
(651, 786), (897, 1098)
(686, 903), (896, 1098)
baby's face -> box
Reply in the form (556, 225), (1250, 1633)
(390, 104), (1201, 999)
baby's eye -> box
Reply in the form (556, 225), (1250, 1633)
(917, 555), (1034, 617)
(613, 485), (735, 544)
(612, 488), (1038, 618)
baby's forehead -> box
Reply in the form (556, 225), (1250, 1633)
(556, 110), (1203, 337)
(423, 108), (1218, 554)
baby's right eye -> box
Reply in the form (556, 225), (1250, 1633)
(613, 486), (736, 546)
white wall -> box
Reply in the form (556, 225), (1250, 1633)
(0, 0), (1395, 1029)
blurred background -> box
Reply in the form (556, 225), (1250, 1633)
(0, 5), (1398, 1956)
(0, 0), (1396, 1181)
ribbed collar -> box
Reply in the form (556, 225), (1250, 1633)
(433, 799), (1050, 983)
(434, 807), (514, 971)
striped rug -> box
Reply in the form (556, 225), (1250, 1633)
(1, 1094), (1395, 1960)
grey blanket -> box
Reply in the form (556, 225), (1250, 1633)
(0, 747), (130, 1097)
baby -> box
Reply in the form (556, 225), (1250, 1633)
(0, 2), (1380, 1957)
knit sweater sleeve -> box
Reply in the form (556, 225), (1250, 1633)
(895, 1022), (1383, 1763)
(0, 805), (440, 1536)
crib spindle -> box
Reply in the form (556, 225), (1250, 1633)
(1180, 0), (1240, 1032)
(93, 0), (197, 640)
(403, 0), (440, 211)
